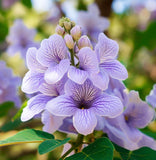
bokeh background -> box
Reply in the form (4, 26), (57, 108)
(0, 0), (156, 159)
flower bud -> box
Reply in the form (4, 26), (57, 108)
(78, 35), (93, 49)
(64, 21), (71, 30)
(64, 34), (74, 49)
(55, 25), (65, 36)
(70, 25), (81, 41)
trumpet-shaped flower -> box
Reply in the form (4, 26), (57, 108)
(104, 91), (156, 150)
(46, 79), (123, 135)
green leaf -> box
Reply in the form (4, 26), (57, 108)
(21, 0), (32, 8)
(0, 129), (54, 147)
(77, 0), (87, 10)
(131, 21), (156, 61)
(114, 143), (156, 160)
(65, 137), (114, 160)
(38, 138), (70, 155)
(0, 21), (8, 42)
(0, 101), (14, 117)
(12, 101), (27, 121)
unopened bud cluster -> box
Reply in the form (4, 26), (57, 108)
(56, 17), (93, 51)
(59, 17), (75, 32)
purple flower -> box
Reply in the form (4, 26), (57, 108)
(21, 18), (129, 136)
(46, 79), (123, 135)
(59, 117), (77, 134)
(1, 0), (18, 9)
(68, 47), (99, 85)
(103, 91), (156, 151)
(21, 73), (67, 121)
(6, 19), (39, 60)
(146, 84), (156, 108)
(22, 47), (47, 94)
(41, 110), (64, 133)
(0, 61), (21, 107)
(21, 72), (67, 133)
(76, 3), (109, 44)
(90, 33), (128, 90)
(106, 78), (128, 107)
(36, 34), (70, 84)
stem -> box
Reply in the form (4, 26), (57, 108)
(69, 49), (75, 66)
(60, 134), (84, 160)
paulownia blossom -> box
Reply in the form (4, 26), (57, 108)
(7, 19), (39, 60)
(0, 61), (21, 107)
(103, 91), (156, 150)
(46, 79), (123, 135)
(146, 84), (156, 108)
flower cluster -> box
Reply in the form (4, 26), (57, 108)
(0, 61), (21, 107)
(21, 17), (156, 150)
(6, 19), (39, 60)
(103, 79), (156, 150)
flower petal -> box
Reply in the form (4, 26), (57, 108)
(95, 116), (105, 130)
(78, 47), (99, 73)
(59, 117), (77, 134)
(28, 94), (52, 112)
(95, 33), (119, 63)
(92, 93), (123, 118)
(88, 3), (100, 15)
(65, 79), (101, 102)
(22, 71), (44, 94)
(68, 66), (88, 84)
(124, 91), (154, 128)
(100, 60), (128, 80)
(39, 82), (58, 96)
(137, 132), (156, 150)
(21, 94), (52, 122)
(104, 117), (140, 151)
(105, 116), (156, 151)
(44, 59), (70, 84)
(41, 110), (64, 133)
(73, 109), (97, 135)
(37, 34), (67, 67)
(89, 69), (109, 90)
(146, 84), (156, 108)
(21, 106), (36, 122)
(26, 47), (47, 72)
(46, 95), (77, 116)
